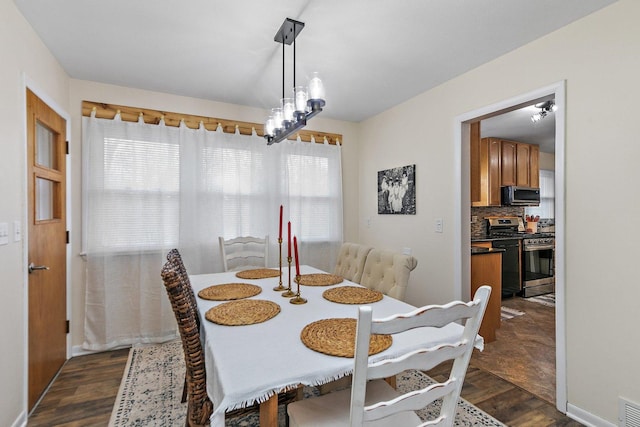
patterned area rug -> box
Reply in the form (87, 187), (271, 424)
(501, 306), (525, 320)
(525, 293), (556, 307)
(110, 340), (505, 426)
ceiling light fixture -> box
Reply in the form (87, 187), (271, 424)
(264, 18), (325, 145)
(531, 100), (557, 123)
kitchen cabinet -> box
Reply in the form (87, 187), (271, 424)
(529, 145), (540, 188)
(471, 250), (502, 343)
(500, 140), (517, 186)
(516, 143), (531, 186)
(471, 135), (541, 206)
(471, 137), (501, 207)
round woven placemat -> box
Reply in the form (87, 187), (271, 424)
(205, 299), (281, 326)
(298, 273), (344, 286)
(235, 268), (281, 279)
(198, 283), (262, 301)
(300, 318), (392, 358)
(322, 286), (384, 304)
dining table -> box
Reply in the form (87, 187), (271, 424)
(189, 265), (484, 427)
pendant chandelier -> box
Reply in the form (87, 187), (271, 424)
(264, 18), (325, 145)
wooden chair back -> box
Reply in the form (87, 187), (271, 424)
(218, 235), (269, 272)
(161, 253), (213, 426)
(349, 286), (491, 426)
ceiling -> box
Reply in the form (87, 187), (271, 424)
(481, 99), (557, 153)
(16, 0), (615, 142)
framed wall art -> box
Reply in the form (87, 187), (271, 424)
(377, 164), (416, 214)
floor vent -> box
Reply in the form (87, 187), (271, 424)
(619, 397), (640, 427)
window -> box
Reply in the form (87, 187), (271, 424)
(525, 169), (554, 220)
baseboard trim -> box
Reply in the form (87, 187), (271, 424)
(11, 410), (26, 427)
(567, 403), (616, 427)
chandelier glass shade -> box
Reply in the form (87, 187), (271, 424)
(264, 18), (325, 145)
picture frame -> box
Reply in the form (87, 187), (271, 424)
(377, 164), (416, 214)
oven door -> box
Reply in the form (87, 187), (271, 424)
(522, 244), (555, 297)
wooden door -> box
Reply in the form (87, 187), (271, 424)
(26, 89), (67, 410)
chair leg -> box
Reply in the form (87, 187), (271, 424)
(182, 376), (188, 403)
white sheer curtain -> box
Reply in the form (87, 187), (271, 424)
(82, 114), (343, 350)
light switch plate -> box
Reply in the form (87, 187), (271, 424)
(13, 220), (21, 242)
(435, 218), (443, 233)
(0, 222), (8, 245)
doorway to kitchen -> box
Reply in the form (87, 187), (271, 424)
(454, 81), (566, 413)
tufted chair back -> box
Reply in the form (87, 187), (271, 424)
(360, 249), (418, 301)
(333, 243), (373, 284)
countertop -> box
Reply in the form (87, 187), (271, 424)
(471, 247), (506, 255)
(472, 232), (555, 243)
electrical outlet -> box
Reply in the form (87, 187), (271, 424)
(435, 218), (443, 233)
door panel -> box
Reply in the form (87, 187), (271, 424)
(27, 89), (67, 410)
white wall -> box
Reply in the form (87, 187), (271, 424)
(67, 79), (361, 349)
(0, 1), (70, 426)
(358, 0), (639, 424)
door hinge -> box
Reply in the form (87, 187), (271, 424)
(65, 320), (70, 334)
(66, 230), (70, 244)
(66, 140), (69, 155)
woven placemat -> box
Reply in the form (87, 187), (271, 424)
(205, 300), (281, 326)
(300, 318), (392, 358)
(298, 273), (344, 286)
(322, 286), (384, 304)
(235, 268), (281, 279)
(198, 283), (262, 301)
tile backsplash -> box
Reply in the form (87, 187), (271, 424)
(471, 206), (524, 238)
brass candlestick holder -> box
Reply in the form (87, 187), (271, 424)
(281, 256), (296, 297)
(290, 274), (307, 304)
(273, 237), (286, 291)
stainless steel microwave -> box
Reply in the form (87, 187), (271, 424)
(501, 186), (540, 206)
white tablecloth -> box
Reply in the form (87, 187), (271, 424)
(189, 266), (483, 426)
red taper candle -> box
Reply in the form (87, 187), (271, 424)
(294, 236), (300, 277)
(279, 205), (283, 239)
(287, 221), (292, 258)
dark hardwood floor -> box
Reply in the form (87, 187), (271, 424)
(29, 298), (580, 426)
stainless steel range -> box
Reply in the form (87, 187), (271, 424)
(522, 235), (555, 297)
(486, 217), (555, 298)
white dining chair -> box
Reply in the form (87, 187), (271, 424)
(287, 286), (491, 427)
(218, 235), (269, 272)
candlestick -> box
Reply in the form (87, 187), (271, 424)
(282, 256), (295, 297)
(290, 274), (307, 304)
(294, 236), (300, 277)
(279, 205), (283, 240)
(287, 221), (291, 258)
(273, 237), (286, 291)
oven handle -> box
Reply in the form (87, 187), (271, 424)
(524, 244), (555, 251)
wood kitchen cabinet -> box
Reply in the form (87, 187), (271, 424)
(471, 136), (501, 207)
(471, 250), (502, 343)
(471, 130), (540, 206)
(529, 144), (540, 188)
(500, 140), (517, 186)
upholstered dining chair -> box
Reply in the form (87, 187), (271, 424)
(218, 235), (269, 272)
(333, 242), (373, 284)
(161, 254), (213, 427)
(287, 286), (491, 427)
(359, 249), (418, 302)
